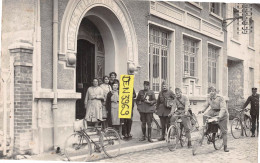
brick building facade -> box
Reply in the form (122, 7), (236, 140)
(0, 0), (259, 154)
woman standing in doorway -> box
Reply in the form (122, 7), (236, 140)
(109, 72), (119, 88)
(106, 82), (122, 137)
(100, 76), (112, 129)
(85, 78), (104, 126)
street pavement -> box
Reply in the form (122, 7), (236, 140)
(98, 135), (258, 163)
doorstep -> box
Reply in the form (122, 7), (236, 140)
(90, 138), (167, 161)
(26, 137), (167, 162)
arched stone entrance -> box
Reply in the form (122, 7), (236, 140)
(58, 0), (138, 120)
(59, 0), (138, 76)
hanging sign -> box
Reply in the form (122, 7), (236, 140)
(118, 75), (134, 119)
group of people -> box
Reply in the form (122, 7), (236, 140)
(84, 72), (135, 139)
(136, 81), (230, 152)
(84, 71), (259, 153)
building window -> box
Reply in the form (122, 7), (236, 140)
(208, 45), (219, 87)
(210, 3), (221, 16)
(183, 36), (199, 77)
(149, 27), (170, 92)
(249, 18), (254, 47)
(233, 8), (239, 40)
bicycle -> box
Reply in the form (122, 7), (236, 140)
(192, 115), (223, 155)
(188, 110), (200, 132)
(167, 114), (198, 151)
(231, 108), (252, 139)
(64, 119), (121, 162)
(151, 114), (162, 137)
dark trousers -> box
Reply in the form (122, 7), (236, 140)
(251, 113), (259, 135)
(159, 116), (170, 137)
(122, 119), (133, 136)
(122, 111), (133, 136)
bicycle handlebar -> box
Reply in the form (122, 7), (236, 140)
(169, 114), (192, 118)
(203, 115), (219, 118)
(234, 108), (250, 113)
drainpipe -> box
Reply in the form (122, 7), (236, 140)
(35, 0), (43, 154)
(52, 0), (59, 151)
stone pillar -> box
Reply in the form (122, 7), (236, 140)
(8, 39), (34, 154)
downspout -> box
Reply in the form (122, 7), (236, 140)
(52, 0), (59, 150)
(36, 0), (43, 154)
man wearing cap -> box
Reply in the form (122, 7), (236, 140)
(168, 88), (192, 148)
(156, 81), (175, 141)
(242, 87), (259, 137)
(136, 81), (156, 142)
(199, 86), (229, 152)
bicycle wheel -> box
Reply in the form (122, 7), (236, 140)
(180, 126), (188, 147)
(244, 117), (252, 137)
(167, 125), (178, 151)
(100, 128), (121, 158)
(151, 118), (161, 137)
(192, 126), (205, 156)
(213, 129), (223, 150)
(64, 133), (92, 162)
(231, 118), (242, 139)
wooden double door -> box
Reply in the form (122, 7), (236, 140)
(76, 39), (95, 119)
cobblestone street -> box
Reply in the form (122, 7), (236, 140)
(98, 135), (258, 163)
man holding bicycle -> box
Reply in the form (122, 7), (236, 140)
(199, 86), (229, 152)
(168, 88), (192, 148)
(241, 87), (259, 137)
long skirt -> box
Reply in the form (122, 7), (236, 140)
(85, 99), (103, 122)
(111, 103), (120, 125)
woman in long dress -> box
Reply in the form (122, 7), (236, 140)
(99, 76), (112, 128)
(106, 82), (122, 136)
(85, 78), (104, 123)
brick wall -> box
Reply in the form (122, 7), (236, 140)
(9, 41), (33, 154)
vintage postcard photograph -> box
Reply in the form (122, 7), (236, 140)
(0, 0), (259, 162)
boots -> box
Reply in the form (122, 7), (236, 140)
(139, 127), (146, 141)
(187, 141), (192, 148)
(158, 127), (165, 141)
(148, 128), (153, 143)
(224, 145), (229, 152)
(251, 131), (255, 137)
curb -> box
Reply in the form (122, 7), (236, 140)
(89, 140), (167, 161)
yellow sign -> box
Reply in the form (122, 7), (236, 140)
(118, 75), (134, 119)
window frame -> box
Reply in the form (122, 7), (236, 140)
(183, 36), (199, 77)
(149, 26), (171, 92)
(208, 44), (219, 87)
(249, 18), (254, 47)
(209, 2), (222, 16)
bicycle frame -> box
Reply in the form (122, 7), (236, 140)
(232, 109), (252, 137)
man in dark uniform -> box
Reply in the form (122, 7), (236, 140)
(242, 87), (259, 137)
(136, 81), (157, 142)
(156, 81), (175, 141)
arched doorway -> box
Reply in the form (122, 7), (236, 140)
(59, 0), (139, 119)
(76, 17), (105, 119)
